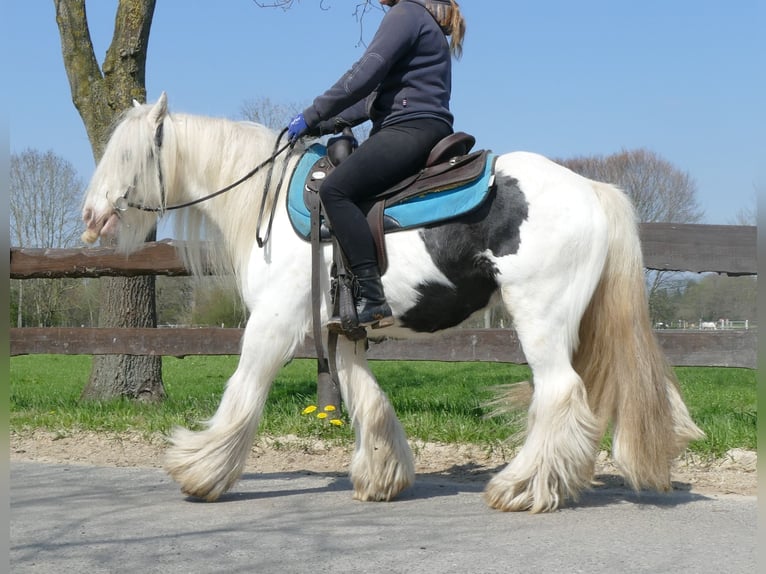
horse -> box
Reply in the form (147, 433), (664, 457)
(81, 93), (703, 513)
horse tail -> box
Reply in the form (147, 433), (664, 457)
(573, 182), (704, 491)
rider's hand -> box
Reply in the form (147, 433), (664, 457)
(287, 113), (310, 144)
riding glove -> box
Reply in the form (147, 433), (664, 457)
(287, 113), (310, 144)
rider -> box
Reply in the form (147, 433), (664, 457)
(286, 0), (466, 328)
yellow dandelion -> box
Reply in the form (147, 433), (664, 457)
(317, 412), (328, 419)
(323, 405), (337, 412)
(329, 419), (344, 427)
(301, 405), (317, 415)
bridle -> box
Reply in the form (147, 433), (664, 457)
(112, 123), (294, 247)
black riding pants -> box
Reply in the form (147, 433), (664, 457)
(319, 118), (453, 273)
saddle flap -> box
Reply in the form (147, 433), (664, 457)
(381, 149), (490, 207)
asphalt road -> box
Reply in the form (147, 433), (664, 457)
(11, 461), (756, 573)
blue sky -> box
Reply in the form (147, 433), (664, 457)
(9, 1), (764, 225)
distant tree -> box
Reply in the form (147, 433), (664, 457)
(559, 148), (705, 325)
(10, 149), (83, 248)
(240, 97), (302, 130)
(240, 96), (370, 141)
(731, 188), (757, 225)
(55, 0), (164, 402)
(559, 148), (704, 224)
(155, 276), (194, 326)
(675, 275), (757, 325)
(59, 278), (101, 327)
(648, 287), (678, 328)
(191, 281), (248, 328)
(10, 149), (83, 327)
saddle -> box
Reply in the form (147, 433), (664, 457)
(302, 129), (492, 273)
(295, 130), (496, 415)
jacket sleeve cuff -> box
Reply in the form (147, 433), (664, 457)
(302, 106), (321, 128)
(316, 119), (340, 135)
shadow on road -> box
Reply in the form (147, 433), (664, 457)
(189, 466), (708, 511)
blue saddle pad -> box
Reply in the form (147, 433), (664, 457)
(286, 143), (496, 240)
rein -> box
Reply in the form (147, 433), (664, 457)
(119, 126), (293, 228)
(255, 129), (295, 248)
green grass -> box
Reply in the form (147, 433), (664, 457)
(10, 355), (756, 457)
(674, 367), (758, 454)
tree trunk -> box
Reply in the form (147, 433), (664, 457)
(81, 234), (165, 402)
(82, 277), (165, 401)
(55, 0), (164, 401)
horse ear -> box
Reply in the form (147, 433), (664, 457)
(147, 92), (168, 128)
(133, 99), (142, 108)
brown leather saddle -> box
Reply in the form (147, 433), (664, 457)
(303, 129), (490, 273)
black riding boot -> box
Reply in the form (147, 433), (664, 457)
(354, 267), (394, 329)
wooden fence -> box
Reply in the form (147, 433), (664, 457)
(10, 223), (757, 368)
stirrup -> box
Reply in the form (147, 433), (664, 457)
(326, 315), (345, 333)
(326, 315), (367, 340)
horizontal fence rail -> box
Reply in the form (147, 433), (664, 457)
(10, 224), (758, 279)
(9, 326), (757, 369)
(637, 223), (756, 276)
(9, 223), (757, 368)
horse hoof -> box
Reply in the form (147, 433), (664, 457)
(483, 474), (561, 513)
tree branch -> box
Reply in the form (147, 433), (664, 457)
(103, 0), (156, 106)
(54, 0), (156, 161)
(53, 0), (104, 154)
(251, 0), (383, 40)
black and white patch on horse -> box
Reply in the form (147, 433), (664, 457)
(80, 92), (704, 513)
(400, 181), (529, 333)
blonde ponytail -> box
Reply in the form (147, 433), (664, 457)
(426, 0), (466, 59)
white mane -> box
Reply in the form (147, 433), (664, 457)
(167, 114), (292, 280)
(95, 98), (302, 284)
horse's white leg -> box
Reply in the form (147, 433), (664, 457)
(484, 290), (602, 513)
(484, 218), (608, 514)
(477, 155), (613, 512)
(334, 336), (415, 501)
(164, 283), (309, 501)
